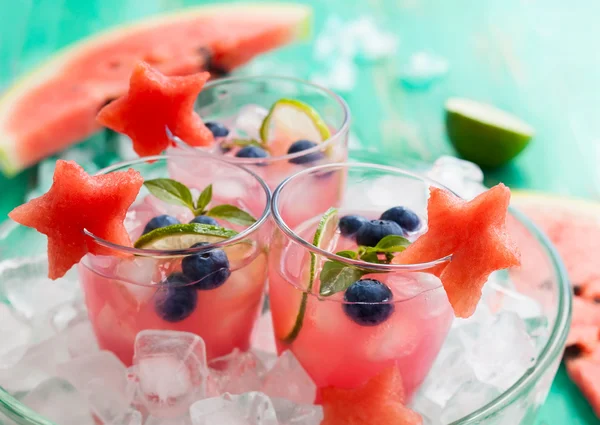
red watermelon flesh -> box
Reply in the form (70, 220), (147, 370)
(566, 353), (600, 418)
(8, 160), (143, 279)
(97, 62), (214, 157)
(320, 366), (422, 425)
(0, 3), (312, 176)
(393, 184), (520, 318)
(511, 192), (600, 417)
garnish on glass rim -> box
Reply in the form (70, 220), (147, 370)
(143, 178), (256, 226)
(319, 235), (411, 297)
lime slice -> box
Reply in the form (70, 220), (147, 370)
(134, 224), (237, 250)
(260, 98), (331, 146)
(282, 208), (339, 344)
(445, 97), (534, 168)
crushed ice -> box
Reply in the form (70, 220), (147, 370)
(0, 157), (548, 425)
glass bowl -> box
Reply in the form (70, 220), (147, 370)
(0, 183), (570, 425)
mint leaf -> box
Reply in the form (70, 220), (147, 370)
(196, 184), (213, 213)
(319, 261), (366, 297)
(336, 250), (358, 259)
(144, 178), (194, 211)
(372, 235), (411, 252)
(207, 204), (256, 226)
(360, 251), (384, 264)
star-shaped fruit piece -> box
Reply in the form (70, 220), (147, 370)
(97, 61), (214, 157)
(8, 160), (143, 279)
(393, 184), (520, 318)
(321, 366), (422, 425)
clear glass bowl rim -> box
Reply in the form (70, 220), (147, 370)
(0, 168), (571, 425)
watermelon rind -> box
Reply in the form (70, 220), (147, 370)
(0, 3), (313, 176)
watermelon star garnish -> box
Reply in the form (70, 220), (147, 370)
(8, 160), (143, 280)
(97, 61), (214, 157)
(393, 183), (520, 318)
(321, 366), (423, 425)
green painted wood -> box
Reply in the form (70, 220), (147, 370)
(1, 0), (598, 423)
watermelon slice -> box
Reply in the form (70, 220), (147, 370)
(97, 62), (213, 157)
(0, 3), (312, 176)
(320, 366), (422, 425)
(566, 353), (600, 418)
(512, 191), (600, 417)
(8, 160), (143, 279)
(393, 184), (521, 318)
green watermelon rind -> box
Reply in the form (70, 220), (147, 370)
(0, 3), (313, 176)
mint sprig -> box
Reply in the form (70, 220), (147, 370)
(318, 235), (411, 297)
(144, 178), (257, 226)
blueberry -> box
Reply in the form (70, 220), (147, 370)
(287, 140), (325, 165)
(182, 244), (231, 290)
(235, 146), (269, 162)
(154, 273), (198, 322)
(339, 215), (368, 236)
(143, 215), (180, 235)
(355, 220), (405, 247)
(205, 121), (229, 138)
(380, 206), (421, 232)
(190, 215), (219, 226)
(343, 279), (394, 326)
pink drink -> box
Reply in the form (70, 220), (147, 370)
(169, 76), (350, 229)
(269, 213), (453, 398)
(78, 155), (271, 365)
(269, 163), (454, 400)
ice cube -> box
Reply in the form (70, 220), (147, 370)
(439, 380), (500, 423)
(271, 398), (323, 425)
(232, 105), (268, 140)
(261, 351), (316, 405)
(251, 312), (278, 356)
(57, 351), (133, 423)
(0, 304), (32, 368)
(349, 17), (398, 62)
(427, 156), (486, 200)
(190, 392), (278, 425)
(112, 409), (143, 425)
(209, 349), (266, 394)
(465, 312), (536, 390)
(50, 301), (85, 333)
(311, 59), (357, 93)
(413, 336), (474, 407)
(0, 256), (78, 320)
(0, 335), (70, 392)
(398, 52), (449, 89)
(64, 321), (100, 358)
(21, 378), (95, 425)
(133, 330), (208, 418)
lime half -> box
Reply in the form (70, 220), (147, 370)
(134, 224), (237, 250)
(283, 208), (339, 344)
(445, 97), (534, 168)
(260, 98), (331, 147)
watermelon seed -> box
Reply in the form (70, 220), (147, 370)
(573, 285), (582, 296)
(563, 344), (583, 360)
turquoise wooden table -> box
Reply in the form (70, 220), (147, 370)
(1, 0), (599, 423)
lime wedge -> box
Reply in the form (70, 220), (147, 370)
(260, 98), (331, 146)
(445, 98), (534, 168)
(134, 224), (237, 250)
(283, 208), (339, 344)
